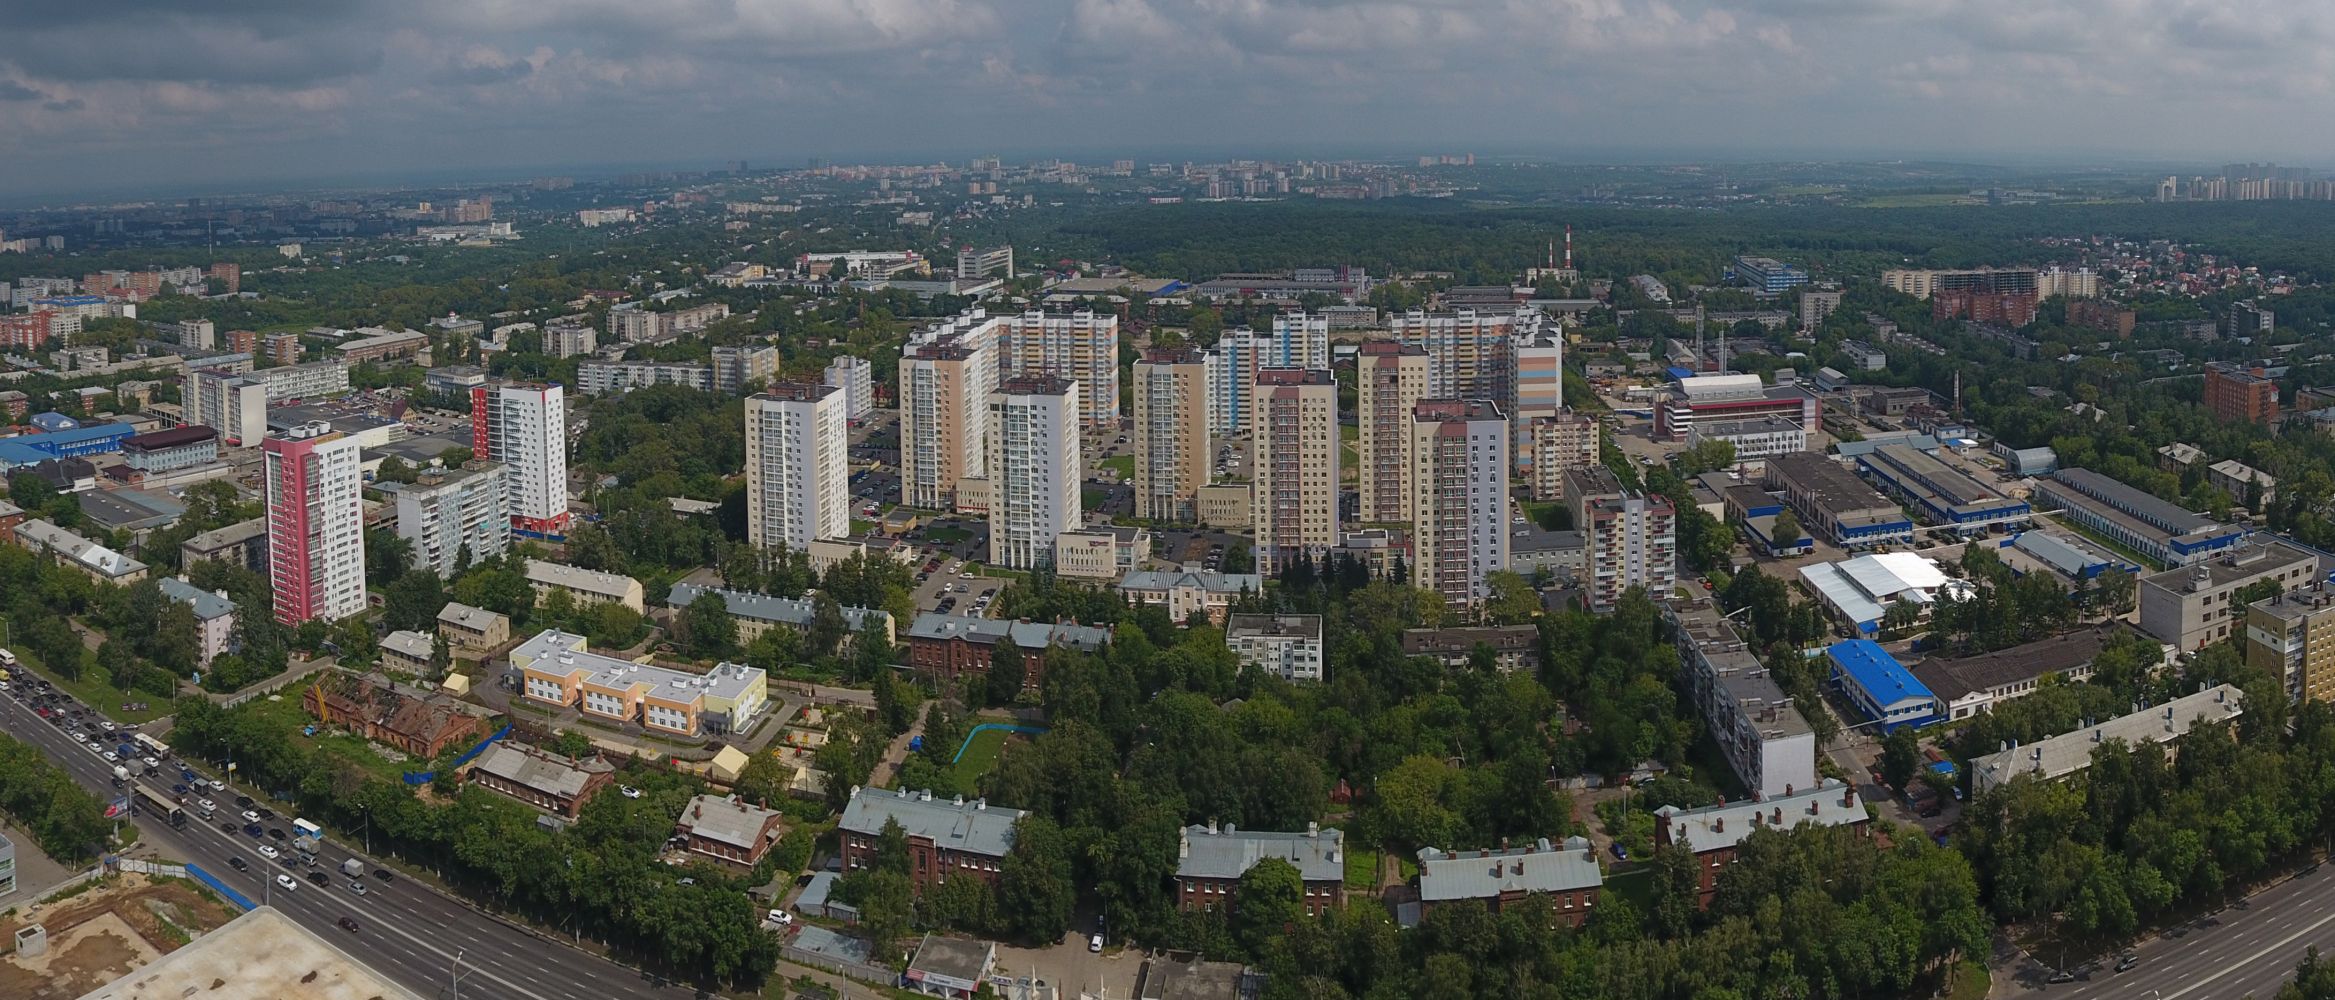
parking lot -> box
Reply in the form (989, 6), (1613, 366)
(1151, 529), (1253, 570)
(909, 558), (1003, 617)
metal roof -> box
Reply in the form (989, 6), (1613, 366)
(155, 576), (234, 621)
(676, 794), (783, 850)
(666, 583), (891, 634)
(1825, 640), (1933, 709)
(469, 741), (612, 800)
(1654, 780), (1866, 853)
(1119, 570), (1262, 594)
(837, 786), (1024, 859)
(1415, 836), (1602, 901)
(1175, 824), (1343, 882)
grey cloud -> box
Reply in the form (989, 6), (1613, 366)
(0, 80), (42, 101)
(42, 98), (84, 112)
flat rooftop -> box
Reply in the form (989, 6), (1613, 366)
(512, 628), (763, 705)
(74, 906), (422, 1000)
(1766, 452), (1901, 518)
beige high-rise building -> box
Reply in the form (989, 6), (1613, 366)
(1411, 400), (1510, 607)
(746, 382), (849, 552)
(900, 339), (992, 510)
(1251, 369), (1340, 575)
(986, 377), (1083, 571)
(1356, 341), (1430, 524)
(1133, 347), (1210, 523)
(1529, 410), (1600, 501)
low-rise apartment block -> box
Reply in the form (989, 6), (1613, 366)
(436, 601), (511, 654)
(1968, 684), (2244, 795)
(524, 559), (646, 613)
(1654, 780), (1869, 903)
(1399, 625), (1541, 672)
(905, 614), (1111, 691)
(1225, 614), (1325, 682)
(1175, 822), (1346, 916)
(674, 794), (788, 867)
(466, 741), (615, 817)
(155, 576), (235, 669)
(665, 583), (896, 645)
(1664, 601), (1818, 799)
(513, 629), (768, 736)
(1407, 837), (1602, 928)
(1052, 526), (1150, 580)
(839, 787), (1025, 895)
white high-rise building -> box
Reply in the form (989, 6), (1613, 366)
(1269, 313), (1332, 370)
(746, 383), (850, 552)
(263, 422), (367, 624)
(185, 368), (268, 447)
(470, 382), (570, 535)
(824, 355), (875, 420)
(986, 377), (1082, 570)
(1410, 400), (1511, 607)
(905, 308), (1120, 427)
(395, 462), (511, 578)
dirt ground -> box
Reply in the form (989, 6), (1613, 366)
(0, 874), (240, 999)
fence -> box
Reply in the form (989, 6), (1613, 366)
(953, 723), (1047, 765)
(110, 858), (188, 878)
(184, 863), (255, 911)
(402, 723), (513, 785)
(782, 942), (896, 988)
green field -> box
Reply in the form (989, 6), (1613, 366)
(949, 727), (1015, 788)
(1096, 454), (1135, 480)
(925, 524), (971, 544)
(242, 686), (415, 782)
(2, 631), (172, 724)
(1853, 192), (1980, 208)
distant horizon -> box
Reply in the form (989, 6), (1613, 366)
(3, 144), (2323, 211)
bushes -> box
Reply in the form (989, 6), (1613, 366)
(0, 734), (112, 861)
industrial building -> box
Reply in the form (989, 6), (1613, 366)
(2034, 469), (2246, 567)
(1762, 453), (1914, 549)
(1852, 443), (2030, 531)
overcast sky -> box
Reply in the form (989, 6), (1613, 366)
(3, 0), (2329, 200)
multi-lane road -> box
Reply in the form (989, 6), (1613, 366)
(2009, 865), (2335, 1000)
(1, 681), (702, 1000)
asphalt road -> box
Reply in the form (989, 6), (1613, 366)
(2006, 864), (2335, 1000)
(1, 682), (704, 1000)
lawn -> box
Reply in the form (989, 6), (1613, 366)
(924, 524), (971, 544)
(1096, 454), (1135, 480)
(948, 726), (1015, 789)
(2, 630), (171, 725)
(238, 687), (414, 783)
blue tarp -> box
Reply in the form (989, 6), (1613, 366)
(403, 723), (512, 785)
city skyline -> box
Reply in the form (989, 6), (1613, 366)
(8, 0), (2335, 199)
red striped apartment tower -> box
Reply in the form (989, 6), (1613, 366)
(263, 421), (368, 625)
(472, 382), (572, 535)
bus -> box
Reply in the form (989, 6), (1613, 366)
(132, 784), (186, 829)
(132, 733), (170, 759)
(292, 818), (323, 852)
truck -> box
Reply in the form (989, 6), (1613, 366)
(341, 858), (365, 878)
(112, 765), (131, 786)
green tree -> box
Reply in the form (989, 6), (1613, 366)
(1650, 836), (1701, 939)
(1880, 726), (1920, 791)
(1232, 856), (1305, 954)
(680, 592), (739, 660)
(1481, 571), (1541, 626)
(805, 592), (847, 659)
(998, 816), (1077, 944)
(854, 868), (914, 958)
(1770, 508), (1802, 548)
(382, 569), (448, 632)
(986, 640), (1026, 708)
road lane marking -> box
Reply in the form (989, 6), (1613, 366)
(2161, 904), (2335, 1000)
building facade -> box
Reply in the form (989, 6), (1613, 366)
(1225, 614), (1325, 682)
(1133, 347), (1210, 523)
(1410, 399), (1509, 606)
(1390, 307), (1538, 405)
(2246, 583), (2335, 705)
(1356, 342), (1431, 523)
(2139, 540), (2322, 650)
(263, 423), (367, 625)
(471, 382), (570, 535)
(1567, 467), (1676, 612)
(986, 377), (1081, 570)
(1174, 823), (1345, 916)
(824, 355), (875, 420)
(1251, 369), (1340, 575)
(393, 462), (510, 578)
(2204, 362), (2281, 426)
(1528, 410), (1599, 502)
(900, 336), (991, 510)
(745, 383), (849, 553)
(838, 786), (1025, 895)
(513, 628), (767, 736)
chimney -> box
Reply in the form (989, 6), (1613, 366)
(1207, 819), (1218, 835)
(1771, 807), (1782, 825)
(1714, 817), (1724, 833)
(693, 804), (701, 819)
(1784, 784), (1793, 797)
(1307, 821), (1319, 838)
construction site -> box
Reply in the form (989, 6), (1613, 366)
(0, 871), (240, 999)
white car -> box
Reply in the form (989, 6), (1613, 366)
(275, 874), (298, 892)
(140, 756), (160, 769)
(196, 798), (216, 812)
(209, 779), (227, 791)
(103, 750), (119, 762)
(619, 785), (642, 799)
(241, 810), (260, 823)
(72, 732), (87, 743)
(767, 909), (793, 926)
(257, 844), (279, 860)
